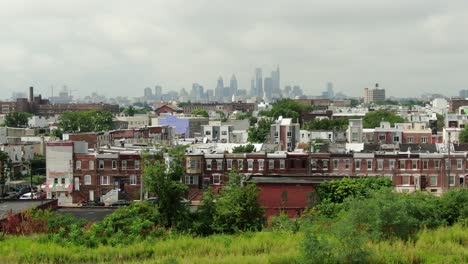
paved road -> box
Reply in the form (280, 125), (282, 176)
(56, 207), (116, 222)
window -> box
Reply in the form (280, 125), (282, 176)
(100, 176), (110, 185)
(449, 175), (455, 186)
(54, 178), (59, 184)
(61, 178), (66, 184)
(227, 159), (232, 170)
(185, 175), (199, 185)
(355, 160), (361, 170)
(323, 159), (328, 170)
(112, 160), (117, 170)
(412, 160), (417, 170)
(76, 160), (82, 170)
(190, 160), (199, 169)
(379, 134), (386, 142)
(135, 160), (140, 170)
(402, 176), (410, 185)
(421, 137), (428, 143)
(274, 131), (279, 138)
(333, 159), (338, 169)
(377, 160), (383, 170)
(367, 160), (372, 170)
(237, 159), (243, 170)
(280, 160), (285, 169)
(221, 131), (227, 135)
(389, 160), (395, 170)
(287, 131), (292, 137)
(89, 160), (95, 170)
(311, 159), (317, 170)
(393, 136), (400, 142)
(206, 159), (212, 170)
(400, 160), (405, 170)
(248, 159), (253, 171)
(434, 160), (440, 169)
(205, 131), (211, 135)
(259, 159), (264, 171)
(430, 176), (437, 186)
(130, 175), (137, 185)
(352, 132), (358, 142)
(213, 174), (222, 185)
(457, 159), (462, 170)
(269, 160), (274, 169)
(216, 159), (223, 170)
(99, 160), (104, 170)
(122, 160), (127, 170)
(345, 160), (350, 169)
(408, 137), (414, 143)
(423, 160), (428, 170)
(84, 175), (91, 185)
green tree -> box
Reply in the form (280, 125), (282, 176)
(4, 112), (33, 127)
(260, 99), (312, 123)
(123, 106), (136, 116)
(0, 151), (10, 197)
(212, 170), (264, 233)
(248, 118), (272, 143)
(459, 126), (468, 143)
(232, 144), (256, 153)
(304, 118), (349, 130)
(142, 148), (189, 229)
(363, 110), (405, 128)
(59, 110), (115, 133)
(436, 113), (445, 130)
(192, 108), (209, 117)
(192, 187), (217, 236)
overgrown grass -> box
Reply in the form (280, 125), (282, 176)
(1, 225), (466, 264)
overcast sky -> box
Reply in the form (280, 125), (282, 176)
(1, 0), (467, 100)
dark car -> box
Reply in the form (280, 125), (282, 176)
(111, 200), (131, 206)
(147, 197), (158, 204)
(2, 191), (20, 199)
(83, 200), (105, 206)
(18, 186), (38, 195)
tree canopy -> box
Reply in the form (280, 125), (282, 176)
(260, 99), (312, 122)
(232, 144), (256, 153)
(58, 110), (114, 133)
(459, 126), (468, 143)
(4, 112), (33, 127)
(192, 108), (209, 117)
(363, 110), (405, 128)
(248, 118), (272, 143)
(303, 118), (349, 130)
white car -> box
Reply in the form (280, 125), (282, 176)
(19, 192), (36, 199)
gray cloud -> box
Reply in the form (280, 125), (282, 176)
(0, 0), (466, 99)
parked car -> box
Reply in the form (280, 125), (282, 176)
(147, 197), (158, 204)
(18, 186), (37, 195)
(2, 191), (20, 199)
(110, 200), (131, 206)
(84, 200), (105, 206)
(19, 192), (36, 199)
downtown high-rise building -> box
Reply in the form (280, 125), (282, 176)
(154, 85), (162, 100)
(230, 74), (238, 98)
(215, 76), (224, 101)
(254, 68), (263, 98)
(270, 65), (280, 99)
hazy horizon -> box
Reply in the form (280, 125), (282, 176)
(1, 0), (467, 99)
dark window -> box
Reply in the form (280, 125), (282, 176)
(281, 191), (288, 202)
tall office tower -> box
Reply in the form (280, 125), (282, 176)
(144, 87), (153, 100)
(292, 85), (303, 97)
(271, 65), (280, 97)
(192, 83), (204, 102)
(255, 68), (263, 97)
(459, 89), (468, 98)
(154, 85), (162, 100)
(230, 74), (238, 96)
(326, 82), (334, 99)
(283, 85), (292, 98)
(215, 76), (224, 102)
(250, 78), (256, 96)
(363, 83), (385, 104)
(264, 77), (272, 101)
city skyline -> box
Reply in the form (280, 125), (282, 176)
(1, 1), (468, 99)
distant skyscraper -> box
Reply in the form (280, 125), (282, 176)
(230, 74), (238, 96)
(459, 89), (468, 98)
(192, 83), (204, 102)
(144, 87), (153, 100)
(154, 85), (162, 100)
(215, 76), (224, 101)
(264, 77), (272, 101)
(255, 68), (263, 97)
(271, 65), (280, 98)
(326, 82), (334, 99)
(250, 78), (255, 96)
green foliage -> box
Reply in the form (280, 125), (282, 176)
(143, 150), (189, 229)
(123, 105), (152, 116)
(436, 113), (445, 130)
(123, 106), (137, 116)
(4, 112), (33, 127)
(260, 99), (312, 122)
(232, 144), (256, 153)
(438, 189), (468, 225)
(248, 118), (273, 143)
(191, 108), (209, 117)
(363, 109), (405, 128)
(459, 126), (468, 143)
(58, 110), (114, 133)
(303, 118), (348, 130)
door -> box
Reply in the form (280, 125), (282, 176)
(89, 190), (94, 201)
(74, 177), (80, 191)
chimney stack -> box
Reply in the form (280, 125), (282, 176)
(29, 86), (34, 103)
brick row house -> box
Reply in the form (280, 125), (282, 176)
(183, 144), (468, 218)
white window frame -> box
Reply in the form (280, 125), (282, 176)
(345, 159), (350, 170)
(206, 159), (212, 171)
(333, 159), (338, 169)
(412, 160), (417, 170)
(237, 159), (243, 170)
(408, 137), (414, 143)
(122, 160), (127, 170)
(421, 136), (428, 143)
(430, 175), (438, 186)
(76, 160), (82, 170)
(100, 176), (110, 185)
(322, 159), (328, 170)
(423, 160), (428, 170)
(434, 160), (440, 170)
(99, 160), (104, 170)
(216, 159), (223, 170)
(213, 174), (222, 185)
(355, 160), (361, 170)
(112, 160), (117, 170)
(400, 160), (405, 170)
(185, 175), (199, 185)
(457, 159), (462, 170)
(377, 159), (383, 170)
(130, 175), (137, 185)
(389, 159), (395, 170)
(247, 159), (253, 171)
(280, 160), (285, 169)
(84, 175), (91, 185)
(269, 160), (274, 169)
(227, 159), (232, 170)
(367, 160), (372, 170)
(258, 159), (264, 171)
(89, 160), (94, 171)
(135, 160), (140, 170)
(402, 175), (410, 185)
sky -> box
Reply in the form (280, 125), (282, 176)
(0, 0), (467, 100)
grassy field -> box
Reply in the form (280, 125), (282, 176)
(0, 224), (466, 264)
